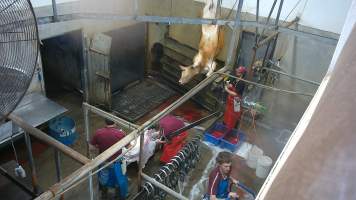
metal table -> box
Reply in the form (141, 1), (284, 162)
(0, 92), (67, 146)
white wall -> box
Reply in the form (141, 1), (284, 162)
(196, 0), (352, 34)
(30, 0), (78, 7)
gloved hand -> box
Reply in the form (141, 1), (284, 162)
(155, 139), (166, 144)
(228, 192), (239, 199)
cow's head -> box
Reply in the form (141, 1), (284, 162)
(178, 65), (198, 85)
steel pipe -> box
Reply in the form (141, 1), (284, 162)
(8, 114), (90, 165)
(165, 111), (222, 140)
(225, 0), (244, 69)
(54, 149), (64, 200)
(51, 0), (58, 22)
(83, 103), (139, 130)
(137, 129), (145, 190)
(24, 132), (40, 195)
(256, 17), (299, 48)
(266, 61), (320, 86)
(34, 13), (338, 44)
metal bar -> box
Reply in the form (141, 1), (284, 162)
(88, 173), (94, 200)
(137, 129), (145, 190)
(24, 132), (40, 195)
(35, 67), (226, 200)
(82, 31), (90, 103)
(83, 103), (139, 130)
(166, 111), (222, 140)
(257, 0), (278, 41)
(83, 106), (90, 158)
(217, 72), (314, 96)
(141, 173), (189, 200)
(32, 13), (338, 44)
(255, 0), (260, 43)
(225, 0), (244, 69)
(267, 0), (285, 62)
(82, 34), (95, 200)
(51, 0), (58, 22)
(275, 0), (285, 27)
(54, 149), (64, 200)
(8, 114), (90, 165)
(54, 149), (61, 181)
(266, 62), (320, 86)
(248, 47), (257, 80)
(257, 17), (299, 48)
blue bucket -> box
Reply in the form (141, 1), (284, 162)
(49, 116), (78, 146)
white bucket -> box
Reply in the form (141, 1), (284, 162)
(256, 156), (273, 178)
(246, 145), (263, 169)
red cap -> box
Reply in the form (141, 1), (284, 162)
(159, 115), (185, 136)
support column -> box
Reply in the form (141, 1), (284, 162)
(24, 132), (40, 195)
(54, 149), (64, 200)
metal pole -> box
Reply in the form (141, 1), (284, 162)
(267, 0), (285, 63)
(257, 17), (299, 48)
(33, 13), (338, 45)
(81, 31), (95, 200)
(35, 67), (227, 200)
(51, 0), (58, 22)
(225, 0), (244, 69)
(257, 0), (278, 42)
(166, 111), (222, 140)
(137, 130), (145, 191)
(54, 149), (62, 181)
(83, 103), (139, 130)
(8, 114), (90, 165)
(255, 0), (260, 43)
(24, 132), (40, 195)
(54, 149), (64, 200)
(141, 173), (189, 200)
(249, 0), (278, 78)
(83, 106), (95, 200)
(265, 62), (320, 86)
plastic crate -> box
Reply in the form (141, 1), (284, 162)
(219, 129), (246, 151)
(204, 122), (229, 145)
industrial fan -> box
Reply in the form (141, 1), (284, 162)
(0, 0), (39, 120)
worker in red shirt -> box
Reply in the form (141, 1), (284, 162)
(205, 151), (239, 200)
(90, 119), (128, 199)
(223, 66), (247, 129)
(157, 115), (189, 163)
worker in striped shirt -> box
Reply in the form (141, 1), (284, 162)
(205, 151), (239, 200)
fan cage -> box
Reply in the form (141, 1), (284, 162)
(0, 0), (39, 120)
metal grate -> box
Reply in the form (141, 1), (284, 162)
(112, 79), (176, 122)
(0, 0), (39, 120)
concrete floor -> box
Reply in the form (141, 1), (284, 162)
(0, 84), (298, 199)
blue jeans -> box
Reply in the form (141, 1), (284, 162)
(98, 161), (128, 199)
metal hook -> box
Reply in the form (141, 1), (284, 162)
(163, 165), (172, 174)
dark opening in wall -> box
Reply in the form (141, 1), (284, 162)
(40, 30), (83, 97)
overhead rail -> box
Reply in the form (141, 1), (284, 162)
(34, 13), (338, 44)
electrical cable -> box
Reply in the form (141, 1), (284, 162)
(224, 0), (239, 20)
(282, 0), (303, 23)
(10, 135), (20, 165)
(215, 71), (314, 97)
